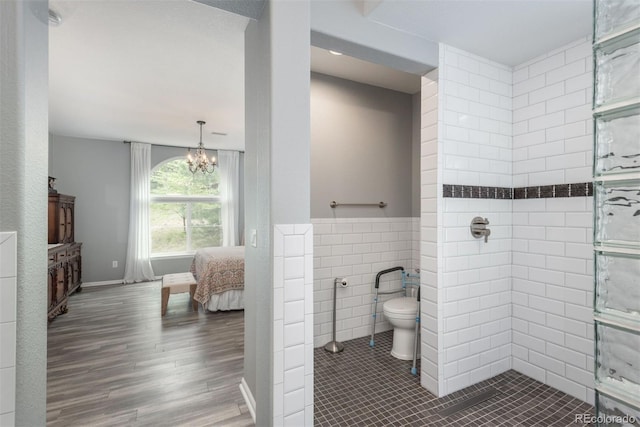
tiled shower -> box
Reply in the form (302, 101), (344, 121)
(312, 25), (637, 421)
(418, 39), (598, 402)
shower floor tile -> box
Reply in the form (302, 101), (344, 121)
(315, 331), (593, 426)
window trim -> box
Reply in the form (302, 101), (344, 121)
(150, 195), (221, 203)
(150, 252), (196, 260)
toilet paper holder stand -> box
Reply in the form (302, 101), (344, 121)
(324, 277), (347, 353)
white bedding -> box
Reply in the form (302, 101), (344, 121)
(207, 289), (244, 312)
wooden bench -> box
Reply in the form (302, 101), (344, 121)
(161, 272), (198, 316)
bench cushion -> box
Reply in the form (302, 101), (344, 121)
(162, 272), (196, 294)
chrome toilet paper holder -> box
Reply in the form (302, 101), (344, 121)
(325, 278), (347, 353)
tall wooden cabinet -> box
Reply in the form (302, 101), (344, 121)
(48, 193), (75, 244)
(48, 193), (82, 321)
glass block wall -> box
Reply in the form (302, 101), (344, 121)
(593, 0), (640, 424)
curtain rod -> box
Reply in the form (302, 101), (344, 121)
(123, 140), (244, 153)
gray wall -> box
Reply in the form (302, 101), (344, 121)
(49, 136), (240, 282)
(310, 72), (418, 218)
(412, 93), (420, 217)
(244, 8), (274, 422)
(243, 15), (262, 414)
(49, 135), (130, 283)
(0, 0), (49, 424)
(244, 0), (311, 423)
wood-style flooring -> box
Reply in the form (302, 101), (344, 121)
(47, 281), (253, 427)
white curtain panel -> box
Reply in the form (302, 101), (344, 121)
(123, 142), (155, 283)
(218, 150), (240, 246)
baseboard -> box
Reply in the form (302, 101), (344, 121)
(83, 276), (165, 288)
(82, 279), (124, 287)
(239, 377), (256, 424)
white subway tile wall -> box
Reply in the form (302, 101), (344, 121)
(273, 225), (313, 427)
(436, 45), (514, 396)
(0, 232), (17, 426)
(420, 68), (444, 396)
(312, 218), (417, 348)
(512, 37), (595, 405)
(513, 36), (593, 188)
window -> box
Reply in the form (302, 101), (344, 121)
(150, 158), (221, 256)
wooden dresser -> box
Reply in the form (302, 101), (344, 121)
(48, 193), (82, 321)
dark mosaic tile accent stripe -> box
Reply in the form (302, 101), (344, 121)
(513, 182), (594, 199)
(443, 185), (513, 199)
(443, 182), (594, 199)
(315, 331), (594, 426)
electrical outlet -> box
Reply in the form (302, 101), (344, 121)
(112, 261), (118, 268)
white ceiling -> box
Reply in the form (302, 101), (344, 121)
(49, 0), (593, 149)
(365, 0), (592, 67)
(49, 0), (249, 149)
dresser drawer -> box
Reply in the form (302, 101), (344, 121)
(56, 248), (67, 261)
(67, 244), (81, 258)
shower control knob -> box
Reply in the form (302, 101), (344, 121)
(470, 217), (491, 242)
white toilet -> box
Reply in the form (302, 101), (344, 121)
(383, 297), (419, 360)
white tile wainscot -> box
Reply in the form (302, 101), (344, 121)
(0, 232), (17, 426)
(311, 218), (417, 348)
(273, 224), (313, 426)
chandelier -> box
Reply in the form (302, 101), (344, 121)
(187, 120), (217, 174)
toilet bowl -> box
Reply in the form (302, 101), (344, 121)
(382, 297), (419, 360)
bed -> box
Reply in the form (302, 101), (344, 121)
(190, 246), (245, 312)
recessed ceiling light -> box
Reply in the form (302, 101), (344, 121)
(48, 9), (63, 26)
(211, 131), (227, 136)
(329, 50), (343, 56)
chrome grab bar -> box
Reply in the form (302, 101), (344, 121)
(330, 201), (387, 208)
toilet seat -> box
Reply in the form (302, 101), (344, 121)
(384, 297), (418, 317)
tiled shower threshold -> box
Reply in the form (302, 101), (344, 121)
(315, 331), (593, 426)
